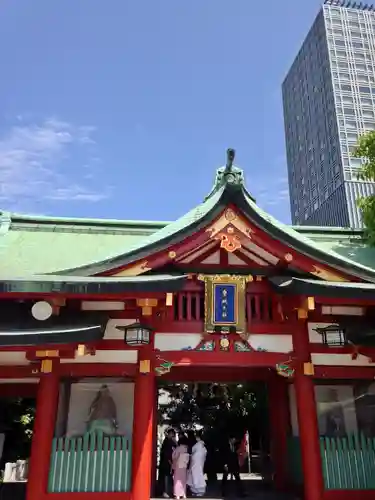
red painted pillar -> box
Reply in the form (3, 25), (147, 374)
(268, 375), (290, 490)
(27, 372), (59, 500)
(131, 349), (156, 500)
(292, 321), (324, 500)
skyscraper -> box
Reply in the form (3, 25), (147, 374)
(283, 0), (375, 227)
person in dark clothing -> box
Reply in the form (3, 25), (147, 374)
(158, 428), (176, 498)
(205, 434), (218, 490)
(221, 437), (244, 497)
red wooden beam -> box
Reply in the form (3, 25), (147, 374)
(26, 349), (76, 361)
(220, 248), (229, 266)
(159, 350), (290, 367)
(154, 320), (293, 334)
(180, 241), (218, 265)
(315, 365), (375, 379)
(159, 366), (272, 382)
(0, 383), (38, 398)
(0, 362), (137, 378)
(310, 344), (375, 357)
(177, 263), (255, 272)
(86, 201), (349, 280)
(57, 363), (137, 378)
(0, 291), (169, 300)
(0, 365), (40, 378)
(230, 206), (354, 281)
(232, 249), (261, 267)
(103, 227), (212, 276)
(310, 344), (354, 355)
(315, 296), (375, 306)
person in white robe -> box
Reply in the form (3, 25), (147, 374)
(187, 431), (207, 497)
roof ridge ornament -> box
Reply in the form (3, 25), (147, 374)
(224, 148), (236, 175)
(204, 148), (246, 201)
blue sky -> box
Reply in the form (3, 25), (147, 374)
(0, 0), (322, 223)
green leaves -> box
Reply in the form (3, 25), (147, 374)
(158, 383), (259, 435)
(352, 131), (375, 181)
(357, 195), (375, 245)
(0, 398), (35, 462)
(352, 131), (375, 245)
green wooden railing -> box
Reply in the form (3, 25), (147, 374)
(48, 433), (131, 493)
(288, 435), (375, 489)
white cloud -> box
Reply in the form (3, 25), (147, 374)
(46, 185), (107, 202)
(0, 118), (109, 209)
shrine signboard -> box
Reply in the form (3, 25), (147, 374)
(198, 274), (252, 335)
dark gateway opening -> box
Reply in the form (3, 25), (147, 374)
(0, 395), (36, 500)
(154, 380), (271, 499)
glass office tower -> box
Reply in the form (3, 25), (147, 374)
(283, 0), (375, 227)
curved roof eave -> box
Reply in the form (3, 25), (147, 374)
(0, 273), (188, 294)
(269, 276), (375, 299)
(49, 164), (375, 282)
(236, 191), (375, 283)
(53, 185), (227, 276)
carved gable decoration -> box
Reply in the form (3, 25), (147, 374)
(206, 208), (252, 253)
(198, 274), (252, 335)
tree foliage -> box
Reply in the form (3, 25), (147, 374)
(352, 131), (375, 244)
(0, 398), (35, 465)
(158, 382), (267, 444)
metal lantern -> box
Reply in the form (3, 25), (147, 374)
(120, 322), (151, 346)
(314, 324), (346, 347)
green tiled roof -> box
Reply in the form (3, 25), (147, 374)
(0, 211), (168, 276)
(293, 226), (375, 270)
(2, 152), (375, 281)
(243, 194), (375, 278)
(58, 185), (226, 276)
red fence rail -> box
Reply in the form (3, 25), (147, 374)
(154, 286), (286, 332)
(172, 292), (277, 323)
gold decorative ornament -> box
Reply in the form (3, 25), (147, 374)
(303, 362), (315, 376)
(206, 210), (253, 240)
(311, 265), (346, 282)
(76, 345), (88, 357)
(41, 359), (53, 373)
(35, 350), (59, 358)
(137, 298), (158, 316)
(220, 337), (230, 349)
(297, 308), (308, 320)
(214, 229), (242, 252)
(306, 297), (315, 311)
(139, 359), (151, 374)
(166, 293), (173, 306)
(224, 208), (237, 221)
(284, 253), (293, 262)
(168, 251), (177, 259)
(113, 260), (151, 277)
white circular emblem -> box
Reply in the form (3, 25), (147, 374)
(31, 301), (53, 321)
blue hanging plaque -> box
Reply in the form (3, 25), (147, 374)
(213, 283), (236, 324)
(198, 274), (253, 334)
